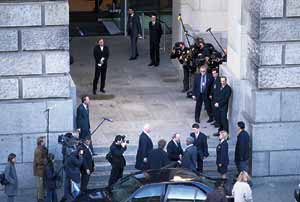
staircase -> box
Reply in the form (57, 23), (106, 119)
(88, 136), (237, 189)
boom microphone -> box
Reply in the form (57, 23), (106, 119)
(177, 13), (182, 21)
(103, 117), (113, 122)
(206, 27), (212, 32)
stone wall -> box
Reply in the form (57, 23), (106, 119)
(225, 0), (300, 177)
(0, 0), (74, 188)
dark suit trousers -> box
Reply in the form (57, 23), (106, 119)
(183, 66), (190, 91)
(197, 156), (204, 173)
(93, 65), (107, 91)
(212, 100), (220, 125)
(80, 173), (90, 193)
(195, 94), (213, 122)
(130, 36), (138, 58)
(150, 42), (160, 65)
(217, 109), (229, 133)
(108, 165), (124, 188)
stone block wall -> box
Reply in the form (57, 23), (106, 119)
(226, 0), (300, 177)
(0, 0), (74, 188)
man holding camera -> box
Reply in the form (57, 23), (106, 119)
(108, 135), (127, 190)
(79, 136), (95, 195)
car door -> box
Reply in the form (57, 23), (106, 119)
(129, 184), (165, 202)
(164, 184), (207, 202)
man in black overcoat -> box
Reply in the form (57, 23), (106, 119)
(127, 8), (142, 60)
(209, 68), (221, 127)
(79, 137), (95, 194)
(214, 76), (232, 133)
(93, 38), (110, 94)
(166, 133), (183, 162)
(235, 121), (250, 173)
(148, 14), (162, 67)
(135, 124), (153, 170)
(108, 135), (127, 189)
(190, 123), (209, 173)
(148, 139), (169, 169)
(192, 65), (214, 123)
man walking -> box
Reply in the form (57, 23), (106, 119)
(190, 123), (209, 173)
(148, 13), (162, 67)
(93, 38), (110, 94)
(135, 124), (153, 170)
(127, 8), (142, 60)
(192, 66), (213, 123)
(235, 121), (250, 173)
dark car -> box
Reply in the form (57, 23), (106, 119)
(75, 168), (234, 202)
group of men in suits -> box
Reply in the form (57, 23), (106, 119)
(192, 65), (232, 135)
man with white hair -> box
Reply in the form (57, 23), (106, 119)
(135, 124), (153, 170)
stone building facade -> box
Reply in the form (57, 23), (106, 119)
(0, 0), (75, 188)
(173, 0), (300, 177)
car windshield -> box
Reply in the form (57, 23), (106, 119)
(111, 173), (144, 202)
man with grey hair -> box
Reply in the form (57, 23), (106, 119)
(181, 137), (198, 172)
(135, 124), (153, 170)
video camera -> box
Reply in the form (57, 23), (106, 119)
(58, 132), (78, 146)
(120, 135), (129, 144)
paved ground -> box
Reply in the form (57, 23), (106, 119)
(0, 36), (297, 202)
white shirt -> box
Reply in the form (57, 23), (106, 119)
(232, 181), (253, 202)
(83, 103), (88, 111)
(173, 139), (178, 147)
(100, 46), (104, 52)
(143, 130), (151, 138)
(83, 143), (93, 156)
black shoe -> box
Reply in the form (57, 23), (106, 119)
(148, 62), (154, 66)
(182, 89), (188, 93)
(195, 120), (200, 123)
(213, 132), (219, 136)
(214, 124), (220, 128)
(129, 57), (137, 60)
(154, 63), (159, 67)
(207, 118), (214, 123)
(100, 89), (106, 93)
(60, 197), (67, 202)
(93, 90), (96, 95)
(92, 153), (98, 156)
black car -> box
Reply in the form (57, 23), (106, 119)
(75, 168), (234, 202)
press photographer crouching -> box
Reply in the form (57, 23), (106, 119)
(107, 135), (128, 191)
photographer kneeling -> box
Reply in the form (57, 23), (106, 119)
(108, 135), (127, 190)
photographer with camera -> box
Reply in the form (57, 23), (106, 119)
(108, 135), (128, 190)
(60, 145), (83, 202)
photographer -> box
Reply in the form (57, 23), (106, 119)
(108, 135), (127, 190)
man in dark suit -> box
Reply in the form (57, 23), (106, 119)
(209, 68), (221, 128)
(79, 136), (95, 194)
(216, 131), (229, 179)
(108, 135), (127, 189)
(234, 121), (250, 173)
(166, 133), (183, 163)
(148, 139), (169, 169)
(214, 76), (232, 133)
(190, 123), (209, 173)
(127, 8), (142, 60)
(93, 38), (110, 94)
(135, 124), (153, 170)
(76, 95), (95, 154)
(182, 137), (198, 172)
(148, 14), (162, 67)
(192, 66), (213, 123)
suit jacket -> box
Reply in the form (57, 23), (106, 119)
(148, 148), (169, 170)
(149, 21), (162, 44)
(110, 143), (127, 168)
(181, 145), (198, 172)
(216, 140), (229, 166)
(190, 132), (209, 160)
(76, 103), (90, 139)
(210, 76), (221, 100)
(93, 45), (109, 68)
(80, 143), (95, 174)
(127, 14), (142, 37)
(4, 162), (18, 196)
(215, 84), (232, 112)
(65, 152), (83, 183)
(135, 132), (153, 170)
(235, 130), (250, 162)
(205, 189), (228, 202)
(192, 73), (213, 98)
(166, 140), (183, 161)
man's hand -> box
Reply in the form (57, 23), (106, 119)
(138, 34), (142, 39)
(143, 158), (147, 163)
(86, 169), (90, 175)
(218, 164), (222, 167)
(77, 128), (81, 133)
(192, 96), (196, 100)
(215, 102), (219, 107)
(121, 142), (127, 148)
(179, 154), (182, 160)
(209, 95), (212, 99)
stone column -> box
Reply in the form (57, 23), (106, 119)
(0, 0), (74, 188)
(225, 0), (300, 177)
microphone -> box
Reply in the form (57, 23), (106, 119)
(206, 27), (212, 32)
(103, 117), (113, 122)
(177, 13), (182, 21)
(44, 104), (57, 112)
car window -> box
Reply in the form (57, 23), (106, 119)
(166, 184), (198, 202)
(195, 190), (207, 202)
(131, 184), (164, 202)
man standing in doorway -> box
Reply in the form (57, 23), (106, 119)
(148, 13), (162, 67)
(93, 38), (110, 94)
(127, 8), (142, 60)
